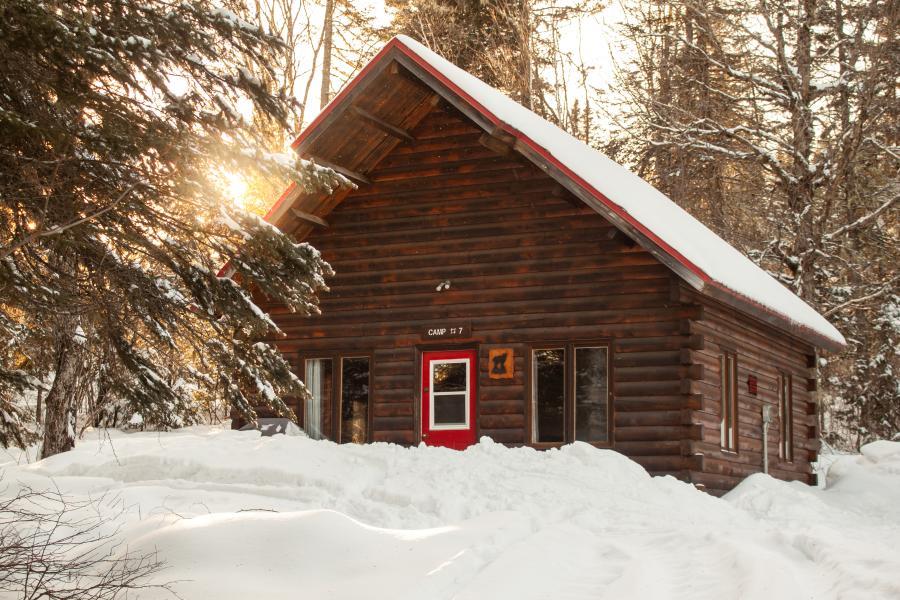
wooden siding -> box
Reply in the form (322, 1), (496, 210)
(677, 286), (819, 495)
(264, 102), (700, 476)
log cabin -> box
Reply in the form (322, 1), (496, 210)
(240, 36), (847, 496)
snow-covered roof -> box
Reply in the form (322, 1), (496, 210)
(282, 35), (845, 350)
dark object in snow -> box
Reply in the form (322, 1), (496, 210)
(239, 418), (304, 437)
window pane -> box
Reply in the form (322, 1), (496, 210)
(533, 349), (565, 443)
(341, 357), (369, 444)
(434, 393), (467, 425)
(575, 347), (608, 442)
(304, 358), (332, 440)
(781, 374), (792, 461)
(433, 362), (467, 392)
(720, 356), (729, 448)
(720, 354), (738, 451)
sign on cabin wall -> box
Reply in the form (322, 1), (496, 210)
(746, 374), (758, 396)
(423, 322), (471, 340)
(489, 348), (514, 379)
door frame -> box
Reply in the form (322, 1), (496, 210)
(415, 343), (479, 445)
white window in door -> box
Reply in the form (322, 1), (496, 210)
(429, 358), (470, 430)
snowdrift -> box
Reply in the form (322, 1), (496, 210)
(2, 428), (899, 599)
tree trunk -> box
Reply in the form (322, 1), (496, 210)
(319, 0), (334, 110)
(40, 335), (83, 459)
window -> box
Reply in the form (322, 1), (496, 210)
(302, 353), (371, 443)
(533, 349), (565, 442)
(304, 358), (332, 440)
(575, 347), (610, 442)
(531, 343), (610, 444)
(341, 357), (370, 444)
(720, 352), (738, 451)
(430, 359), (470, 429)
(779, 372), (793, 462)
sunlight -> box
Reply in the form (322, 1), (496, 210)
(222, 171), (249, 209)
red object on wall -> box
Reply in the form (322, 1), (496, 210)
(421, 350), (477, 450)
(747, 374), (758, 396)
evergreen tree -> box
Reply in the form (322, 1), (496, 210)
(0, 0), (349, 456)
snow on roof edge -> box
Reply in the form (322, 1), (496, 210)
(391, 35), (845, 349)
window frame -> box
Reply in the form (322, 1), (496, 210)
(338, 354), (374, 444)
(427, 357), (472, 431)
(299, 350), (374, 443)
(527, 340), (613, 448)
(779, 371), (794, 462)
(719, 350), (739, 452)
(301, 355), (334, 441)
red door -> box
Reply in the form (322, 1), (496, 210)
(421, 350), (477, 449)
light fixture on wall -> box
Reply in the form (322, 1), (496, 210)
(435, 280), (451, 292)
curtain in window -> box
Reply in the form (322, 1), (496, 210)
(304, 359), (326, 440)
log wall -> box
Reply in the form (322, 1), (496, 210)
(678, 286), (819, 495)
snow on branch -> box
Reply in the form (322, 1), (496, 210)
(823, 191), (899, 242)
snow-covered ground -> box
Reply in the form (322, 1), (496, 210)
(2, 427), (899, 599)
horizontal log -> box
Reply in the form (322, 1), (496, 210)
(316, 210), (606, 247)
(373, 416), (414, 431)
(373, 402), (414, 418)
(477, 399), (525, 415)
(614, 439), (686, 456)
(372, 430), (415, 445)
(615, 410), (692, 427)
(308, 292), (676, 327)
(614, 350), (682, 368)
(326, 202), (593, 238)
(326, 252), (662, 289)
(315, 273), (670, 308)
(277, 308), (691, 339)
(336, 181), (565, 215)
(318, 223), (613, 261)
(614, 380), (683, 396)
(346, 166), (547, 200)
(372, 154), (521, 183)
(384, 132), (482, 155)
(478, 428), (524, 444)
(480, 414), (525, 429)
(272, 327), (689, 354)
(614, 424), (703, 442)
(615, 365), (702, 383)
(374, 144), (495, 169)
(631, 455), (703, 472)
(615, 395), (702, 412)
(479, 386), (528, 402)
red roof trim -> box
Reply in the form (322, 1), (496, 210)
(263, 182), (297, 223)
(264, 40), (404, 226)
(289, 40), (401, 152)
